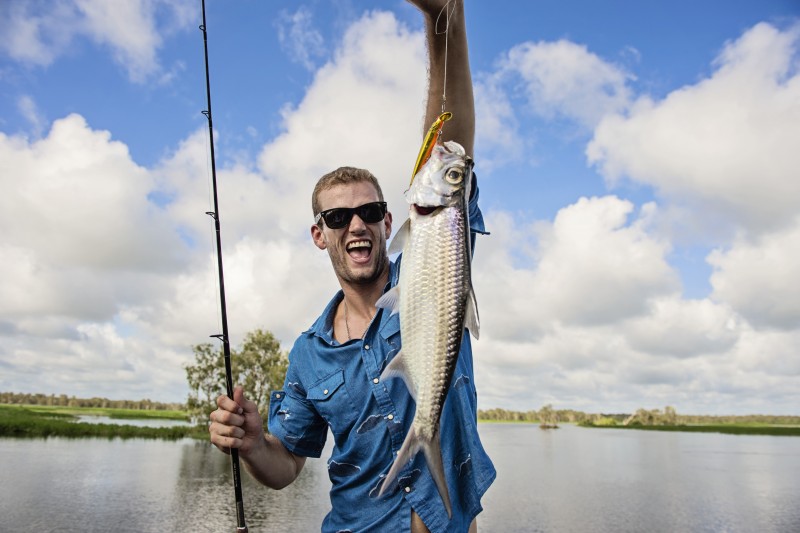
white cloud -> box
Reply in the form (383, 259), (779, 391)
(708, 218), (800, 329)
(496, 39), (635, 130)
(0, 1), (77, 66)
(17, 95), (47, 138)
(474, 197), (678, 343)
(623, 297), (740, 358)
(587, 22), (800, 236)
(258, 10), (428, 226)
(1, 10), (798, 417)
(276, 6), (326, 71)
(1, 0), (194, 83)
(0, 10), (430, 403)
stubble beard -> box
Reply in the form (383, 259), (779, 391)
(331, 243), (390, 287)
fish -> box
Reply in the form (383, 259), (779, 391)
(375, 140), (480, 518)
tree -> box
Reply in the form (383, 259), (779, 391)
(184, 329), (289, 424)
(185, 342), (227, 420)
(538, 404), (559, 428)
(238, 329), (288, 421)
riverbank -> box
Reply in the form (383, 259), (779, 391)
(0, 405), (207, 439)
(579, 420), (800, 436)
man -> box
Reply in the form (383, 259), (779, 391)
(209, 1), (495, 531)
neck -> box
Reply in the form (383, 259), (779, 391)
(337, 268), (389, 342)
(340, 262), (390, 312)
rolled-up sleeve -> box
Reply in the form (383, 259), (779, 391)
(268, 366), (328, 458)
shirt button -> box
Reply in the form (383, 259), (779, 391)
(387, 414), (394, 420)
(373, 378), (379, 384)
(404, 486), (411, 493)
(323, 389), (329, 395)
(365, 344), (370, 350)
(275, 393), (281, 399)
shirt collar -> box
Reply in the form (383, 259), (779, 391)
(305, 258), (401, 346)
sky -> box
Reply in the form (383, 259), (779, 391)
(1, 0), (799, 416)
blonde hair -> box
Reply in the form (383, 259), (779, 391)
(311, 167), (385, 220)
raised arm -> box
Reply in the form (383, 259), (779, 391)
(408, 0), (475, 157)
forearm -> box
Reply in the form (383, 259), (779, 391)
(420, 1), (474, 156)
(240, 432), (306, 489)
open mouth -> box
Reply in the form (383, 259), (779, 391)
(346, 240), (372, 262)
(413, 204), (439, 216)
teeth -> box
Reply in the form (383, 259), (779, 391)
(347, 240), (372, 250)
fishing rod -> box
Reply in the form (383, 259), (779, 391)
(199, 1), (248, 531)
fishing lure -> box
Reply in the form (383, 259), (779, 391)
(410, 111), (452, 185)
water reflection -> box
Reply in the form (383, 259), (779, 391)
(1, 425), (799, 532)
(74, 415), (193, 428)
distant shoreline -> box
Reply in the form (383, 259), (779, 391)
(579, 421), (800, 437)
(3, 403), (800, 439)
(0, 404), (207, 440)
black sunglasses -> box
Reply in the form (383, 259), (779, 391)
(315, 201), (387, 229)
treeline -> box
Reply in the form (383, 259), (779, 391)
(0, 392), (184, 411)
(478, 406), (593, 424)
(620, 407), (800, 426)
(479, 405), (800, 426)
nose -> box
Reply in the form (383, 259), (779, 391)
(348, 212), (368, 232)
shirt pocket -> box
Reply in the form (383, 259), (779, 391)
(306, 368), (358, 436)
(378, 312), (402, 371)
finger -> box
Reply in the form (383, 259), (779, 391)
(210, 409), (245, 428)
(216, 393), (244, 415)
(210, 432), (242, 451)
(210, 420), (245, 439)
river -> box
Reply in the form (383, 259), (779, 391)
(1, 424), (798, 532)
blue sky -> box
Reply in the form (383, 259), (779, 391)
(1, 0), (799, 415)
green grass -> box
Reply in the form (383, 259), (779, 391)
(21, 404), (189, 420)
(0, 405), (207, 440)
(580, 421), (800, 436)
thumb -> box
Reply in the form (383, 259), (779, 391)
(233, 386), (256, 413)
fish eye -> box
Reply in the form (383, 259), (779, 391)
(445, 168), (463, 184)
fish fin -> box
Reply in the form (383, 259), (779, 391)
(377, 425), (453, 519)
(388, 218), (411, 255)
(380, 350), (417, 401)
(464, 285), (480, 340)
(423, 427), (452, 519)
(378, 425), (422, 497)
(375, 286), (400, 315)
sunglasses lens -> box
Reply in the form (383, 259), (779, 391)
(359, 203), (385, 223)
(324, 209), (351, 229)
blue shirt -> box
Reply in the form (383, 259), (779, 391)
(269, 178), (495, 533)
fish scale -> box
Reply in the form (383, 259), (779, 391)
(376, 141), (479, 519)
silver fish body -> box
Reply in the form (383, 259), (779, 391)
(376, 141), (479, 518)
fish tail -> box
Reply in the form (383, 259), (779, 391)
(422, 427), (452, 519)
(379, 426), (421, 498)
(378, 424), (453, 519)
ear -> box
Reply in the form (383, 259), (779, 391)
(384, 210), (393, 241)
(311, 224), (327, 250)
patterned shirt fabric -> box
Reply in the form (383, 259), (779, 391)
(268, 177), (495, 533)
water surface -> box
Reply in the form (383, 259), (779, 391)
(1, 424), (798, 532)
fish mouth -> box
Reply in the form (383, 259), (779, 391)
(346, 239), (373, 263)
(413, 204), (440, 216)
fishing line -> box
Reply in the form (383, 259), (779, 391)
(434, 0), (458, 114)
(409, 1), (459, 184)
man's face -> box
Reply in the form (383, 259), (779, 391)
(311, 181), (392, 287)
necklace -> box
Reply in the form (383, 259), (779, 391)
(344, 299), (374, 341)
